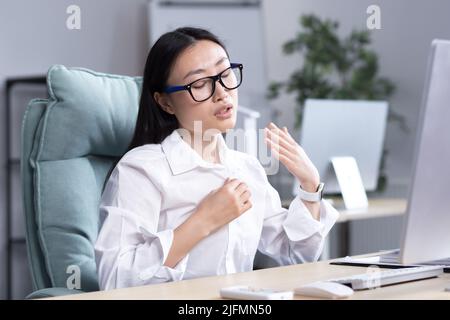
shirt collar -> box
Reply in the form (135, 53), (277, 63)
(161, 129), (231, 175)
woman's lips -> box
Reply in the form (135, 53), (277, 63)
(215, 105), (233, 119)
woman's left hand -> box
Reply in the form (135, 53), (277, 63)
(264, 122), (320, 192)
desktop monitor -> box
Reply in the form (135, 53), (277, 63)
(293, 99), (388, 195)
(400, 39), (450, 265)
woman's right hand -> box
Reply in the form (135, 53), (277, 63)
(194, 178), (252, 235)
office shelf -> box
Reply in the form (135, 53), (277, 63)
(10, 238), (26, 245)
(8, 159), (20, 165)
(5, 76), (46, 299)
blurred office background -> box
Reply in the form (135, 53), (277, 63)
(1, 0), (450, 299)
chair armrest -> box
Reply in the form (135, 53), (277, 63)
(26, 287), (85, 299)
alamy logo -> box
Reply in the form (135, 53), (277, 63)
(66, 265), (81, 290)
(66, 5), (81, 30)
(366, 5), (381, 30)
(365, 265), (381, 289)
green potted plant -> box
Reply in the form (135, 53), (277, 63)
(268, 14), (407, 192)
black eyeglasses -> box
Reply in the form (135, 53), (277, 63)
(164, 63), (243, 102)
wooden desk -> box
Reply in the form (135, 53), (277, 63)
(331, 197), (407, 257)
(285, 197), (407, 258)
(282, 197), (407, 222)
(332, 198), (407, 222)
(45, 253), (450, 300)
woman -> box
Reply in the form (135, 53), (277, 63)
(95, 27), (339, 290)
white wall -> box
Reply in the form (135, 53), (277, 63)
(0, 0), (150, 299)
(262, 0), (450, 188)
(1, 0), (450, 298)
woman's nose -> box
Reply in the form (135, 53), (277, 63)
(213, 81), (229, 102)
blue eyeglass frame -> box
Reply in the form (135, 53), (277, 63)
(163, 63), (243, 102)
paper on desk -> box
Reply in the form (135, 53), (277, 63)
(333, 248), (450, 269)
(332, 255), (414, 268)
(337, 255), (382, 264)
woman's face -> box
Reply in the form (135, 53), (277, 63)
(156, 40), (238, 135)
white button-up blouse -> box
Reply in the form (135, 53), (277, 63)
(95, 129), (339, 290)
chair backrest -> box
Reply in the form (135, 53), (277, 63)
(21, 65), (142, 291)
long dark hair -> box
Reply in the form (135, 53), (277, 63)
(127, 27), (229, 150)
(104, 27), (228, 187)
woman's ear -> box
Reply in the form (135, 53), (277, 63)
(154, 92), (175, 115)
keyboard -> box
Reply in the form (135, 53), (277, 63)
(329, 265), (444, 290)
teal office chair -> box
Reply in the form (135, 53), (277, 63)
(21, 65), (142, 298)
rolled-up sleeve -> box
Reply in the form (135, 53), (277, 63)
(95, 160), (188, 290)
(257, 177), (339, 266)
